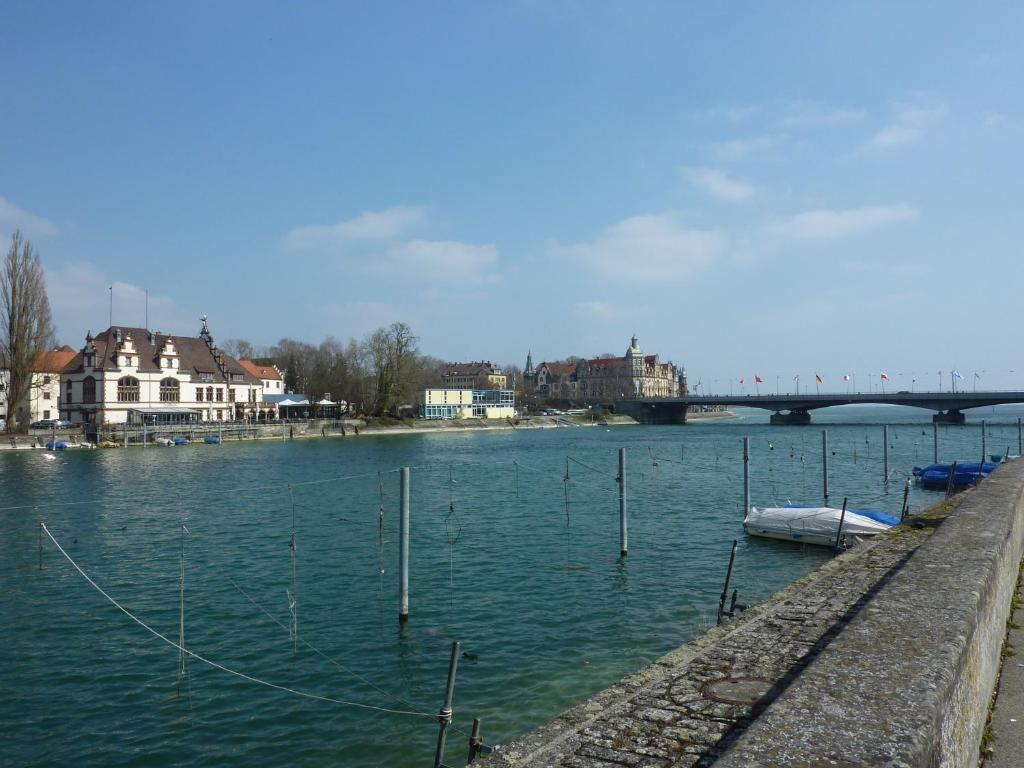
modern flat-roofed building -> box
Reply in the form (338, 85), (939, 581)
(423, 388), (515, 419)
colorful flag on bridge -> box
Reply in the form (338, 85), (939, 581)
(739, 378), (745, 384)
(953, 370), (964, 380)
(755, 375), (763, 384)
(880, 372), (890, 381)
(815, 374), (823, 384)
(843, 374), (850, 382)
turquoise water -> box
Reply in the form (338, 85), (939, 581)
(3, 404), (1021, 767)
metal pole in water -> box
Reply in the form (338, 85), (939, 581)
(933, 422), (939, 464)
(717, 539), (738, 625)
(822, 430), (829, 504)
(617, 448), (628, 557)
(981, 420), (987, 464)
(883, 425), (889, 484)
(834, 497), (848, 554)
(901, 478), (911, 521)
(432, 640), (461, 768)
(468, 718), (482, 763)
(742, 437), (750, 518)
(399, 467), (410, 623)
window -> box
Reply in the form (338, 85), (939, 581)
(216, 388), (223, 402)
(206, 386), (214, 401)
(216, 410), (223, 420)
(199, 372), (214, 382)
(83, 376), (96, 404)
(66, 380), (73, 404)
(196, 388), (204, 402)
(117, 376), (140, 402)
(43, 409), (51, 419)
(43, 391), (51, 400)
(159, 378), (180, 402)
(231, 373), (245, 383)
(228, 388), (235, 402)
(43, 375), (51, 385)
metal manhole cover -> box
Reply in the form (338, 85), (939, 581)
(702, 677), (773, 705)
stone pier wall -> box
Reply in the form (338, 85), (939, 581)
(483, 460), (1024, 767)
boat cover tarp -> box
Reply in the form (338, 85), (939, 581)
(746, 505), (894, 544)
(784, 503), (900, 527)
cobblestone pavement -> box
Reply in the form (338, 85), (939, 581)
(486, 519), (943, 767)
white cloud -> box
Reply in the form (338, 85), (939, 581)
(862, 103), (948, 151)
(382, 239), (500, 281)
(45, 261), (187, 343)
(780, 102), (865, 127)
(0, 196), (58, 238)
(770, 204), (918, 240)
(573, 301), (612, 318)
(555, 213), (724, 282)
(284, 206), (427, 249)
(682, 166), (754, 202)
(711, 136), (775, 162)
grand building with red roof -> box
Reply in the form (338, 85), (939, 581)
(533, 336), (681, 401)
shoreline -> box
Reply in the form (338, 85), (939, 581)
(0, 410), (738, 450)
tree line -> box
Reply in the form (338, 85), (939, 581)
(0, 229), (526, 430)
(222, 323), (455, 416)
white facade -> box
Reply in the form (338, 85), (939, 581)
(62, 323), (263, 426)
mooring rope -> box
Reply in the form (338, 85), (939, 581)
(40, 523), (436, 719)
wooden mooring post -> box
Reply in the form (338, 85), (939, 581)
(981, 420), (987, 465)
(933, 422), (939, 464)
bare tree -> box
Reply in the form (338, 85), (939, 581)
(1, 232), (55, 431)
(222, 338), (256, 360)
(365, 322), (420, 415)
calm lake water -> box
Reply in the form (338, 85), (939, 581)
(3, 404), (1021, 767)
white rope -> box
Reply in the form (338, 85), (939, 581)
(40, 523), (435, 719)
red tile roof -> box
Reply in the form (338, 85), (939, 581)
(239, 360), (282, 381)
(33, 346), (77, 373)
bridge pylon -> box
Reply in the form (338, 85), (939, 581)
(933, 410), (966, 424)
(770, 409), (812, 425)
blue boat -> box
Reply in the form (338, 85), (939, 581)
(45, 440), (68, 450)
(204, 436), (221, 444)
(913, 462), (998, 490)
(173, 436), (189, 446)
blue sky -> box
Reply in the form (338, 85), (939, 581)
(1, 2), (1022, 391)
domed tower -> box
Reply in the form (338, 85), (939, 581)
(626, 335), (643, 396)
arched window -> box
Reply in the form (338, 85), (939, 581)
(159, 378), (180, 402)
(83, 376), (96, 404)
(117, 376), (140, 402)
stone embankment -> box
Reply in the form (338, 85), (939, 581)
(484, 460), (1024, 767)
(0, 413), (650, 450)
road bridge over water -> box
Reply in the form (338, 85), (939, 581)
(617, 390), (1024, 424)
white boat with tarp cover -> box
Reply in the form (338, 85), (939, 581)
(743, 505), (899, 547)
